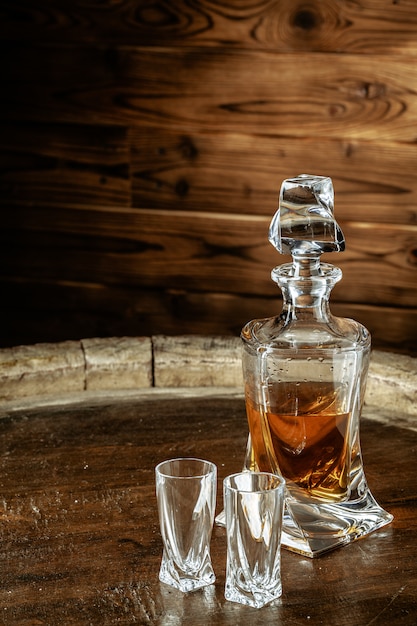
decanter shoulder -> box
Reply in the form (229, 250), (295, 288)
(241, 314), (370, 352)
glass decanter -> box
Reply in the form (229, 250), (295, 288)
(241, 174), (393, 557)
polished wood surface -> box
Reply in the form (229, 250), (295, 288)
(1, 390), (416, 624)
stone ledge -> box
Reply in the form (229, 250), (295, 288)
(82, 336), (152, 391)
(152, 334), (242, 387)
(0, 336), (153, 402)
(0, 336), (415, 423)
(0, 340), (85, 401)
(364, 350), (417, 416)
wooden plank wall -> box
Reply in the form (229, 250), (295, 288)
(0, 0), (417, 354)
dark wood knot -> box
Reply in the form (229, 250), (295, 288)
(291, 8), (321, 31)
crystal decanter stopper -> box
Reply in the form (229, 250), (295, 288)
(241, 174), (393, 557)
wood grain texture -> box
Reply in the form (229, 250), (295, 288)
(0, 0), (417, 352)
(0, 391), (415, 623)
(132, 128), (417, 225)
(4, 121), (417, 225)
(2, 205), (416, 306)
(1, 278), (416, 353)
(1, 0), (417, 55)
(2, 46), (417, 143)
(0, 122), (131, 208)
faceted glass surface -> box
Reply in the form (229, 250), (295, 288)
(156, 458), (216, 591)
(269, 174), (345, 255)
(224, 472), (285, 608)
(239, 174), (393, 556)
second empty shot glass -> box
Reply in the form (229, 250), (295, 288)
(224, 471), (285, 608)
(155, 457), (217, 592)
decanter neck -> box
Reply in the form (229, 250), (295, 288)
(272, 259), (342, 319)
(291, 252), (322, 277)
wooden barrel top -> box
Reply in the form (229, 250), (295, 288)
(0, 336), (416, 624)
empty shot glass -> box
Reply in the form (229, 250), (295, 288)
(155, 458), (217, 592)
(224, 471), (285, 608)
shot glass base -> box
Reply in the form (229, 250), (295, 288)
(225, 579), (282, 609)
(159, 559), (215, 593)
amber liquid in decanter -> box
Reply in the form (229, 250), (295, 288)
(246, 381), (350, 502)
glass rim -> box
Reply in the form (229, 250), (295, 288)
(224, 471), (285, 493)
(155, 457), (217, 479)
